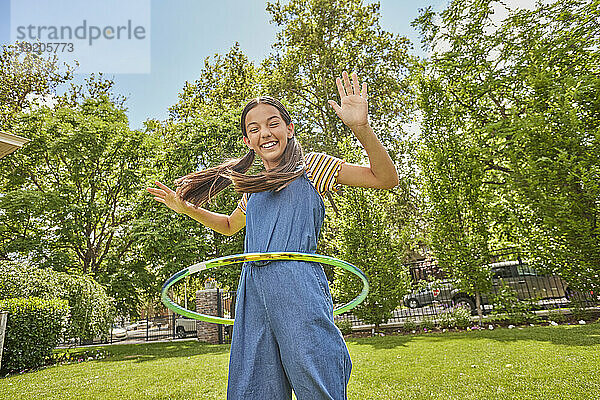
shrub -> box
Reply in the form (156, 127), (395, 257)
(402, 320), (418, 332)
(334, 318), (353, 335)
(438, 309), (454, 329)
(451, 306), (472, 329)
(0, 297), (69, 374)
(546, 309), (567, 323)
(0, 260), (114, 341)
(570, 300), (591, 321)
(420, 318), (435, 331)
(52, 348), (110, 365)
(490, 281), (539, 325)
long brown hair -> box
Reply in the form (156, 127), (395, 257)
(174, 96), (305, 206)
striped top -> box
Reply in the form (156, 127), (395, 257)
(237, 152), (345, 214)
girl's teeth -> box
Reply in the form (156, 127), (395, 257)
(262, 142), (276, 148)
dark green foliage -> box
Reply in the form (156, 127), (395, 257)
(263, 0), (418, 328)
(0, 297), (69, 374)
(0, 260), (113, 341)
(50, 347), (110, 366)
(546, 309), (567, 324)
(334, 318), (353, 336)
(136, 110), (248, 294)
(402, 320), (418, 332)
(489, 281), (540, 325)
(416, 74), (493, 318)
(451, 306), (473, 329)
(419, 318), (435, 331)
(0, 70), (157, 316)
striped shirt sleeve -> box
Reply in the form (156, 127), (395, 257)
(237, 192), (249, 214)
(304, 152), (345, 196)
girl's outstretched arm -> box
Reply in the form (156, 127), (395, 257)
(328, 71), (399, 189)
(146, 181), (246, 236)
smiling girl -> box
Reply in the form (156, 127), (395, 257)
(147, 71), (398, 400)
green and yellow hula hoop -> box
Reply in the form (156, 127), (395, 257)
(161, 252), (369, 325)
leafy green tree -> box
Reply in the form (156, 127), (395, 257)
(413, 0), (599, 293)
(259, 0), (420, 325)
(135, 109), (249, 295)
(137, 45), (261, 294)
(415, 74), (493, 319)
(332, 186), (411, 329)
(168, 43), (260, 123)
(0, 43), (75, 132)
(0, 296), (69, 374)
(0, 75), (156, 316)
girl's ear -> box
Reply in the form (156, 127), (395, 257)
(287, 122), (294, 138)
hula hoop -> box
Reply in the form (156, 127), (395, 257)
(161, 252), (369, 325)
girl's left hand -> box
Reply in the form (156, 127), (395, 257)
(328, 71), (369, 130)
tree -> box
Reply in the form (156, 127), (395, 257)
(332, 186), (411, 329)
(134, 110), (249, 295)
(415, 74), (493, 319)
(168, 43), (260, 123)
(0, 75), (156, 316)
(135, 44), (261, 295)
(0, 43), (75, 132)
(413, 0), (600, 295)
(260, 0), (420, 325)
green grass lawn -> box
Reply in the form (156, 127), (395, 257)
(2, 323), (600, 400)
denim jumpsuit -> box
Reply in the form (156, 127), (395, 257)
(226, 172), (352, 400)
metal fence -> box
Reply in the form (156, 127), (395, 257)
(336, 250), (599, 328)
(58, 289), (236, 347)
(58, 251), (600, 340)
(216, 290), (236, 344)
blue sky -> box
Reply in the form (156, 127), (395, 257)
(1, 0), (445, 130)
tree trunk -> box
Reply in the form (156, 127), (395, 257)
(475, 292), (483, 324)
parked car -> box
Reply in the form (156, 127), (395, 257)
(175, 317), (197, 338)
(403, 260), (572, 311)
(403, 281), (458, 309)
(489, 260), (569, 300)
(126, 319), (154, 331)
(111, 325), (127, 339)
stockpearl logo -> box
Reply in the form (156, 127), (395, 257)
(10, 0), (151, 74)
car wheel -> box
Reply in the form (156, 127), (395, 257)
(454, 297), (475, 312)
(176, 326), (186, 339)
(407, 298), (419, 309)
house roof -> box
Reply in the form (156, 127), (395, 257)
(0, 131), (30, 159)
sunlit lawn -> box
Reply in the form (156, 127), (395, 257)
(2, 323), (600, 400)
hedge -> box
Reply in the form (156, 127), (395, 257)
(0, 297), (69, 374)
(0, 260), (114, 341)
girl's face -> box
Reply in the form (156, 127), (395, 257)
(243, 103), (294, 171)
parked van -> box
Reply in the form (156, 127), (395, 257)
(403, 260), (571, 311)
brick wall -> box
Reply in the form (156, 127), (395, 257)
(195, 289), (219, 344)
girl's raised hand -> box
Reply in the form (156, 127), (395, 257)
(146, 181), (188, 214)
(328, 71), (369, 130)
